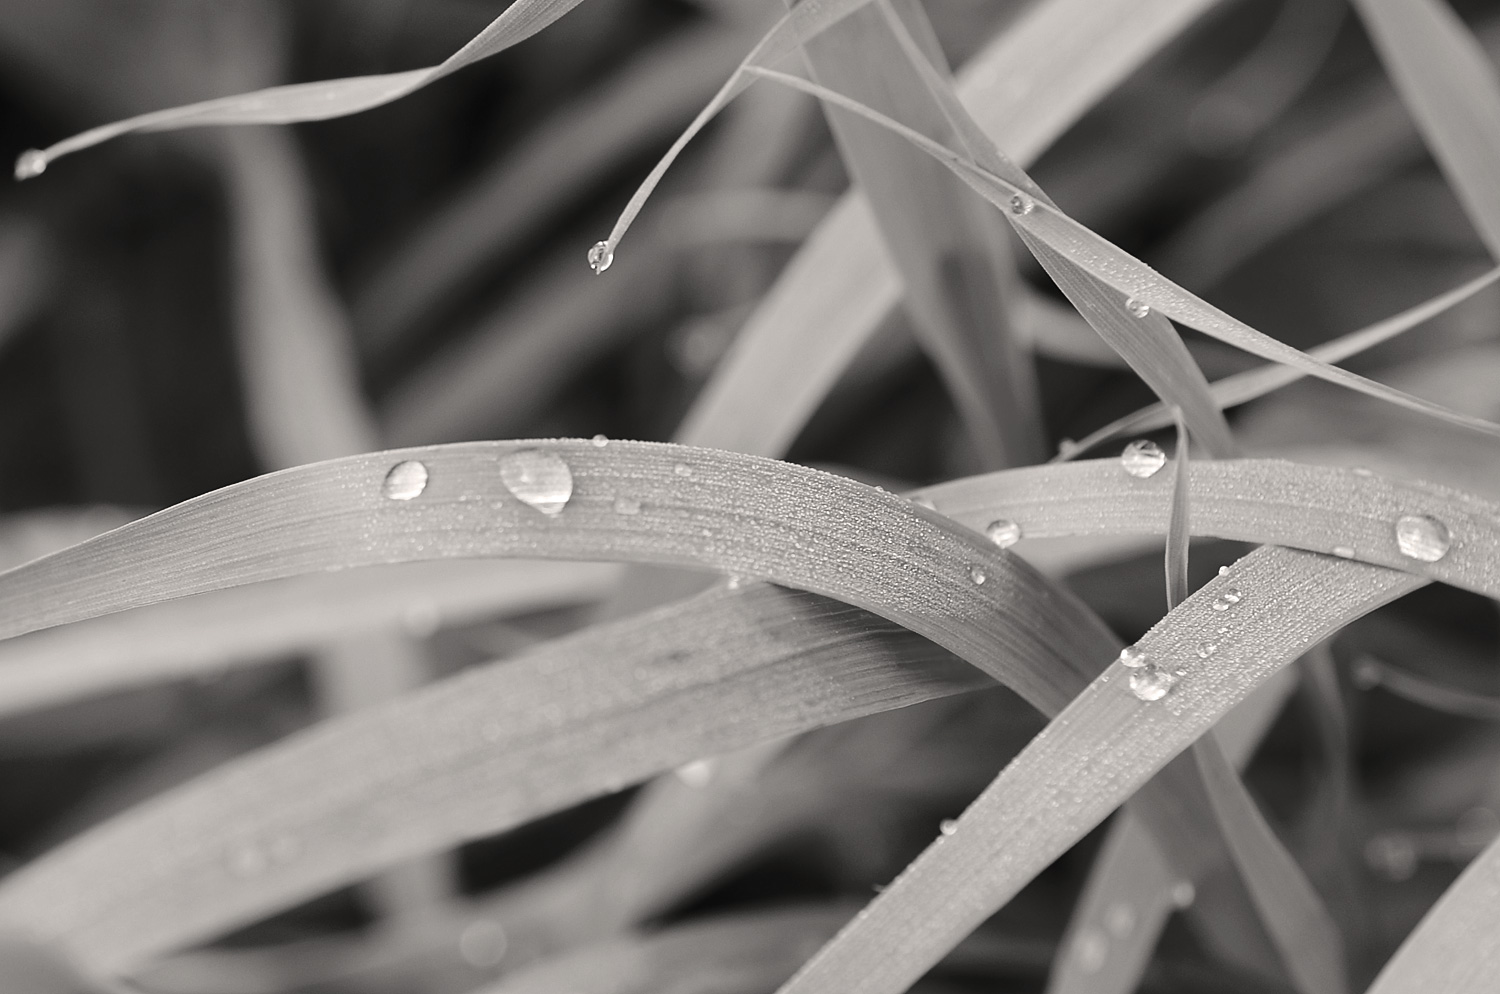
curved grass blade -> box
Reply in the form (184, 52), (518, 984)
(13, 0), (597, 176)
(1165, 411), (1190, 609)
(1351, 0), (1500, 259)
(773, 547), (1425, 994)
(676, 0), (1225, 456)
(743, 66), (1500, 444)
(1058, 265), (1500, 459)
(1357, 656), (1500, 720)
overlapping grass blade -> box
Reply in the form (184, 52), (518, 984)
(743, 67), (1500, 442)
(677, 0), (1226, 456)
(1356, 657), (1500, 719)
(773, 547), (1425, 994)
(1165, 411), (1190, 609)
(14, 0), (597, 175)
(1351, 0), (1500, 259)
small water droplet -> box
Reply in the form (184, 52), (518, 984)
(1394, 514), (1451, 563)
(1129, 664), (1175, 701)
(1104, 902), (1136, 937)
(1196, 641), (1218, 659)
(1171, 880), (1196, 907)
(1120, 440), (1166, 478)
(1366, 833), (1418, 881)
(939, 818), (958, 836)
(725, 573), (743, 590)
(1333, 546), (1355, 559)
(968, 565), (987, 585)
(613, 495), (641, 515)
(1118, 645), (1148, 669)
(587, 240), (614, 274)
(381, 460), (429, 500)
(985, 519), (1022, 548)
(1125, 297), (1150, 319)
(590, 433), (609, 447)
(1073, 928), (1108, 973)
(458, 918), (509, 969)
(13, 149), (46, 181)
(499, 449), (573, 515)
(1217, 565), (1230, 576)
(675, 758), (715, 788)
(1211, 587), (1242, 611)
(1009, 192), (1034, 215)
(228, 844), (269, 878)
(673, 463), (692, 478)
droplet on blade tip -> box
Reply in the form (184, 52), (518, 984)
(13, 148), (45, 181)
(587, 240), (614, 274)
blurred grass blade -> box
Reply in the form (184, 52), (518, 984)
(1166, 411), (1189, 609)
(1060, 266), (1500, 458)
(1189, 737), (1347, 994)
(677, 0), (1225, 457)
(15, 0), (597, 174)
(744, 66), (1500, 443)
(1358, 657), (1500, 719)
(789, 0), (1043, 468)
(1351, 0), (1500, 259)
(774, 548), (1424, 994)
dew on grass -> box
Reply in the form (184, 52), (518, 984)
(968, 565), (987, 585)
(1118, 645), (1148, 669)
(13, 149), (46, 181)
(590, 433), (609, 447)
(675, 759), (715, 788)
(1120, 440), (1166, 478)
(1129, 664), (1175, 701)
(500, 449), (573, 515)
(1395, 514), (1451, 562)
(1197, 641), (1218, 659)
(614, 496), (641, 515)
(939, 818), (958, 836)
(1125, 297), (1150, 318)
(587, 240), (613, 274)
(985, 519), (1021, 548)
(1008, 193), (1034, 215)
(1333, 546), (1355, 559)
(1212, 587), (1242, 611)
(382, 460), (428, 500)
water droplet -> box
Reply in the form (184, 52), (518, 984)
(613, 495), (641, 515)
(1394, 514), (1451, 563)
(1365, 833), (1418, 881)
(985, 519), (1022, 548)
(1352, 466), (1374, 478)
(13, 149), (46, 181)
(590, 433), (609, 447)
(1008, 192), (1034, 215)
(673, 463), (692, 478)
(968, 565), (987, 586)
(675, 758), (715, 788)
(1129, 664), (1175, 701)
(381, 460), (428, 500)
(1073, 928), (1108, 973)
(1104, 902), (1136, 937)
(1120, 440), (1166, 478)
(499, 449), (573, 515)
(458, 918), (509, 969)
(1333, 546), (1355, 559)
(1211, 587), (1242, 612)
(1118, 645), (1148, 669)
(1217, 565), (1230, 576)
(1196, 641), (1218, 659)
(228, 844), (269, 878)
(939, 818), (958, 836)
(587, 240), (614, 274)
(725, 573), (743, 590)
(1057, 438), (1080, 458)
(1125, 297), (1150, 319)
(1171, 881), (1196, 907)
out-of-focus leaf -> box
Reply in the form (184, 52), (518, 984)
(1165, 411), (1190, 609)
(1355, 656), (1500, 720)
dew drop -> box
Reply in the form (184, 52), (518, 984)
(1196, 641), (1218, 659)
(1120, 439), (1166, 478)
(587, 240), (614, 274)
(675, 758), (715, 788)
(381, 460), (428, 500)
(1104, 902), (1136, 938)
(590, 433), (609, 447)
(13, 149), (46, 181)
(499, 449), (573, 515)
(939, 818), (958, 836)
(458, 918), (509, 969)
(613, 495), (641, 515)
(1211, 587), (1242, 612)
(1129, 664), (1175, 701)
(1008, 192), (1034, 215)
(1073, 928), (1108, 973)
(673, 462), (693, 478)
(1394, 514), (1451, 563)
(968, 565), (987, 585)
(1171, 881), (1197, 907)
(1125, 297), (1150, 319)
(1217, 565), (1230, 576)
(1118, 645), (1148, 669)
(985, 519), (1022, 548)
(1333, 546), (1355, 559)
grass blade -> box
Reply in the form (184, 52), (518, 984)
(1351, 0), (1500, 259)
(1165, 411), (1190, 609)
(1356, 656), (1500, 720)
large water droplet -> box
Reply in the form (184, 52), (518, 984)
(500, 449), (573, 515)
(1212, 587), (1242, 611)
(458, 918), (509, 969)
(1009, 193), (1034, 215)
(675, 759), (715, 788)
(1394, 514), (1451, 562)
(590, 433), (609, 447)
(1120, 440), (1166, 478)
(1196, 641), (1218, 659)
(1125, 297), (1150, 319)
(382, 460), (428, 500)
(985, 519), (1021, 548)
(587, 240), (614, 274)
(968, 565), (987, 585)
(939, 818), (958, 836)
(1073, 928), (1108, 973)
(1129, 664), (1175, 701)
(1118, 645), (1148, 669)
(13, 149), (46, 181)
